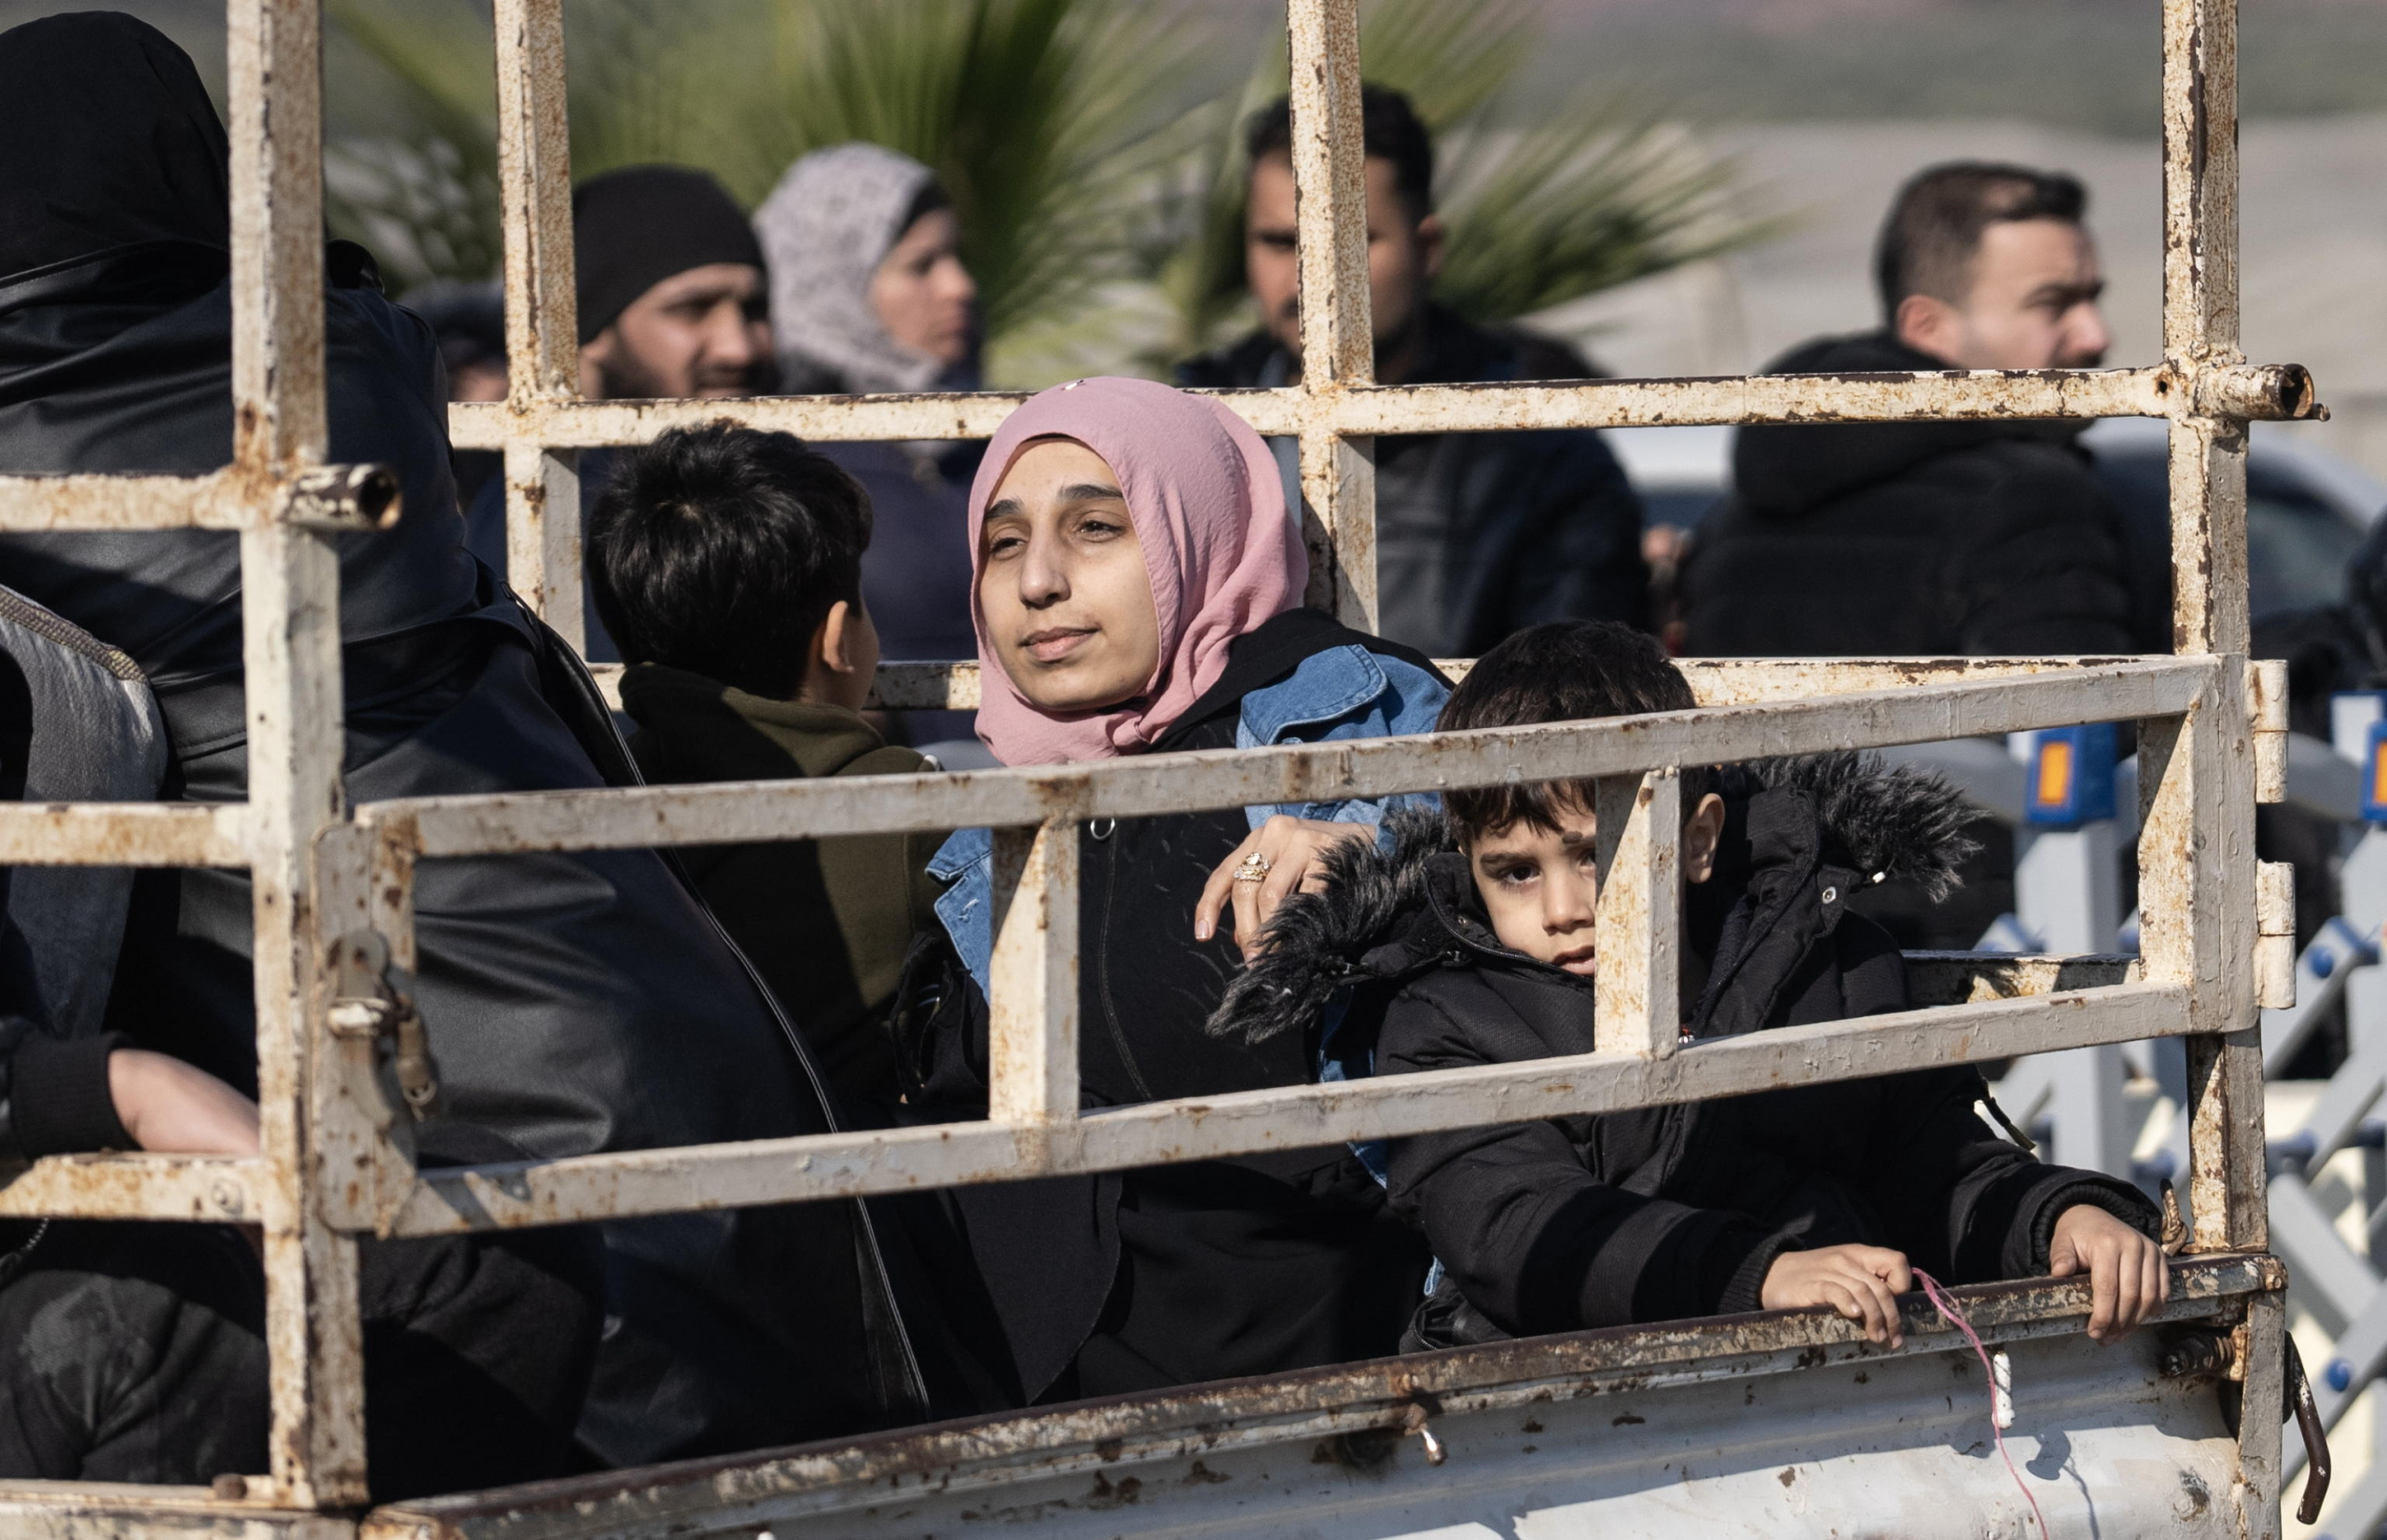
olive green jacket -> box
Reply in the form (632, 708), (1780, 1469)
(620, 663), (942, 1116)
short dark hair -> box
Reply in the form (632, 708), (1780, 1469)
(588, 422), (871, 700)
(1438, 622), (1712, 842)
(1873, 161), (2088, 323)
(1245, 82), (1434, 218)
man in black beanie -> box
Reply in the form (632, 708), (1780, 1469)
(467, 165), (772, 655)
(573, 164), (772, 400)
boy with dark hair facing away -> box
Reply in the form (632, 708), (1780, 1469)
(1213, 621), (2166, 1350)
(591, 421), (938, 1115)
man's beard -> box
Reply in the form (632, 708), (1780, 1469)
(593, 351), (773, 401)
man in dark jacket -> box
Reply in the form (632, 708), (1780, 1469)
(463, 164), (774, 660)
(1177, 85), (1649, 656)
(1681, 162), (2134, 658)
(0, 15), (923, 1468)
(0, 580), (600, 1499)
(1214, 624), (2167, 1352)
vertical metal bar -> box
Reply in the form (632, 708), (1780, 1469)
(228, 0), (366, 1504)
(2141, 684), (2265, 1253)
(503, 443), (585, 653)
(2162, 0), (2249, 658)
(1285, 0), (1377, 630)
(1594, 770), (1680, 1058)
(311, 818), (422, 1237)
(493, 0), (585, 652)
(987, 820), (1080, 1125)
(2237, 1288), (2289, 1539)
(2155, 0), (2267, 1302)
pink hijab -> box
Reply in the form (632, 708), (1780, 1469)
(967, 377), (1306, 764)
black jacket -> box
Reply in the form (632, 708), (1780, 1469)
(1178, 307), (1649, 656)
(0, 243), (928, 1464)
(892, 610), (1437, 1404)
(1681, 332), (2135, 657)
(1211, 757), (2157, 1344)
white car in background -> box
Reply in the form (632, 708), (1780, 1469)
(1607, 419), (2387, 645)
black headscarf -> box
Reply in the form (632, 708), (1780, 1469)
(573, 165), (765, 342)
(0, 12), (231, 280)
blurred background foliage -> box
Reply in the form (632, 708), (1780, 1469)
(324, 0), (1771, 385)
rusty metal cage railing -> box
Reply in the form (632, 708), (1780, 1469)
(0, 0), (2325, 1532)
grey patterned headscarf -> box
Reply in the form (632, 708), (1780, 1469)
(754, 143), (948, 396)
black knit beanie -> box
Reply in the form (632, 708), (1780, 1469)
(573, 165), (766, 343)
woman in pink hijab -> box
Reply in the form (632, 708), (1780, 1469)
(899, 377), (1448, 1408)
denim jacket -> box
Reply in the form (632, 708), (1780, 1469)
(929, 642), (1449, 997)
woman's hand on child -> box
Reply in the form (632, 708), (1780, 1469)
(2049, 1203), (2168, 1343)
(1761, 1244), (1913, 1347)
(1196, 816), (1377, 959)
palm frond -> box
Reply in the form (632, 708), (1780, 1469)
(1433, 99), (1782, 325)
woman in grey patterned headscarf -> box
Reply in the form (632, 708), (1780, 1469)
(755, 142), (977, 395)
(753, 144), (985, 752)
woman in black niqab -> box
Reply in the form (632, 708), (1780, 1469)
(0, 10), (477, 679)
(0, 13), (939, 1469)
(0, 11), (229, 281)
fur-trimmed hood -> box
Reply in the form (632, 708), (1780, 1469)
(1208, 751), (1977, 1049)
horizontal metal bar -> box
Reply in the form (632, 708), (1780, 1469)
(360, 660), (2212, 859)
(0, 804), (249, 868)
(379, 983), (2186, 1234)
(0, 1484), (337, 1536)
(448, 364), (2321, 452)
(1905, 952), (2139, 1005)
(0, 466), (399, 534)
(0, 1154), (267, 1223)
(366, 1251), (2275, 1540)
(868, 653), (2181, 713)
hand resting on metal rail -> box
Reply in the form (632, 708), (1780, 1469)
(1208, 623), (2169, 1356)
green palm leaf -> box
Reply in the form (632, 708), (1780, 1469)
(323, 0), (1771, 378)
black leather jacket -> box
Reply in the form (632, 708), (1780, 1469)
(1179, 307), (1649, 656)
(0, 240), (928, 1464)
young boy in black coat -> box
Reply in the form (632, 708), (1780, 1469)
(1212, 621), (2167, 1351)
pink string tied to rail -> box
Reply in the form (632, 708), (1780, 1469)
(1911, 1268), (2050, 1540)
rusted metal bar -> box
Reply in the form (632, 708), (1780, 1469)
(1284, 0), (1376, 626)
(310, 821), (422, 1237)
(1594, 770), (1680, 1056)
(447, 361), (2325, 453)
(357, 662), (2213, 861)
(986, 820), (1080, 1128)
(491, 0), (582, 649)
(2256, 860), (2296, 1010)
(2141, 676), (2265, 1252)
(2237, 1288), (2289, 1539)
(501, 445), (583, 654)
(363, 1253), (2279, 1540)
(0, 464), (399, 533)
(0, 804), (248, 868)
(2163, 0), (2251, 659)
(1902, 952), (2138, 1006)
(227, 0), (367, 1506)
(381, 983), (2189, 1234)
(0, 1154), (266, 1223)
(0, 1488), (352, 1539)
(865, 653), (2194, 714)
(2249, 657), (2287, 804)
